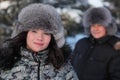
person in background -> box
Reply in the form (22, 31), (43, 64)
(0, 3), (78, 80)
(71, 7), (120, 80)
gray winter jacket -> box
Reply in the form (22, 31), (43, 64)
(0, 48), (78, 80)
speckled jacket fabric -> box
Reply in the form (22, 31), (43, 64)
(0, 48), (78, 80)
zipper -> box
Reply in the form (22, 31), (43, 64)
(32, 53), (41, 80)
(38, 60), (41, 80)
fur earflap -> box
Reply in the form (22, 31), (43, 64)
(82, 7), (117, 35)
(11, 3), (65, 48)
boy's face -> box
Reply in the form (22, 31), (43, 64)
(90, 24), (107, 39)
(26, 29), (51, 52)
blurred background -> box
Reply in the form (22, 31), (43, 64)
(0, 0), (120, 49)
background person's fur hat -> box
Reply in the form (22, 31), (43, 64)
(11, 3), (65, 48)
(82, 7), (117, 35)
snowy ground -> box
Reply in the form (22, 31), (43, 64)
(66, 33), (87, 50)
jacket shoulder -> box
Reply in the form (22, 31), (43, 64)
(76, 37), (89, 45)
(108, 36), (120, 50)
(112, 36), (120, 50)
(75, 37), (90, 48)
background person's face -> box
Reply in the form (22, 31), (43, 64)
(90, 24), (107, 39)
(27, 29), (51, 52)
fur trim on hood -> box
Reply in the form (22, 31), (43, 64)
(82, 7), (117, 35)
(114, 41), (120, 50)
(11, 3), (65, 48)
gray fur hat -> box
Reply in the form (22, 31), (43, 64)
(11, 3), (65, 48)
(82, 7), (117, 35)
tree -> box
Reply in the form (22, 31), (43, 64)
(104, 0), (120, 30)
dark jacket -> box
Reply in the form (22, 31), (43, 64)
(71, 35), (120, 80)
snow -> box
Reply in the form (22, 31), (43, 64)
(66, 33), (87, 50)
(88, 0), (104, 7)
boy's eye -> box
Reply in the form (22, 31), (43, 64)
(44, 33), (50, 35)
(31, 30), (37, 33)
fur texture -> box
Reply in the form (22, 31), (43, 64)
(114, 41), (120, 50)
(82, 7), (117, 35)
(11, 3), (65, 48)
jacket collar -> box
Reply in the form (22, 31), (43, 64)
(20, 47), (48, 64)
(90, 35), (111, 44)
(90, 35), (120, 50)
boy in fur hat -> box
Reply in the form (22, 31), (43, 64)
(71, 7), (120, 80)
(0, 3), (78, 80)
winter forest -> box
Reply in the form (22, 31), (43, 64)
(0, 0), (120, 49)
